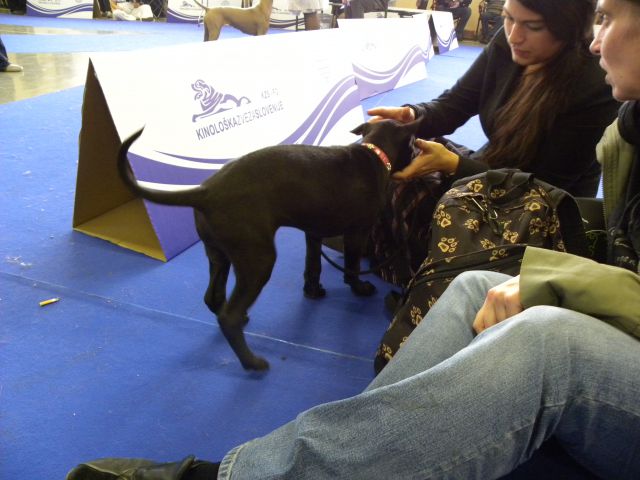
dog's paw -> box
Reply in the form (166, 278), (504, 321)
(303, 282), (327, 299)
(243, 356), (270, 371)
(348, 280), (377, 297)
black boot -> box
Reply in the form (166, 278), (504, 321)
(66, 455), (220, 480)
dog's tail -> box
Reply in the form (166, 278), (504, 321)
(118, 128), (207, 209)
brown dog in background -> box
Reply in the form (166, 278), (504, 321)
(192, 0), (273, 41)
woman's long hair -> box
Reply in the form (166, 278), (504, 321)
(482, 0), (597, 169)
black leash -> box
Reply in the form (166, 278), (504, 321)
(320, 181), (425, 277)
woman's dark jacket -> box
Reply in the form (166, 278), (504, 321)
(408, 30), (620, 197)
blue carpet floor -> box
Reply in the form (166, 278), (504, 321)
(1, 15), (487, 479)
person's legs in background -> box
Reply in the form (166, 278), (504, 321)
(7, 0), (26, 14)
(0, 35), (22, 73)
(344, 0), (387, 19)
(449, 5), (471, 40)
(111, 1), (154, 21)
(480, 12), (501, 43)
(96, 0), (113, 17)
(344, 0), (365, 18)
(303, 10), (321, 29)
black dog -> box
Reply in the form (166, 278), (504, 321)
(118, 119), (421, 371)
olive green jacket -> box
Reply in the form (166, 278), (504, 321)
(519, 116), (640, 340)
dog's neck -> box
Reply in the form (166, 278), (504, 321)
(361, 143), (391, 171)
(257, 0), (273, 15)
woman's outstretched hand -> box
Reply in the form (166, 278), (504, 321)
(367, 106), (416, 124)
(392, 139), (460, 181)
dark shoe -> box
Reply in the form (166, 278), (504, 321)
(66, 455), (219, 480)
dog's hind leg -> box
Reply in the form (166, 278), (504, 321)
(217, 240), (277, 371)
(202, 244), (231, 315)
(343, 231), (377, 296)
(303, 233), (326, 299)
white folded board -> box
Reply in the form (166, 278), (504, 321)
(73, 30), (363, 261)
(26, 0), (93, 18)
(338, 14), (432, 100)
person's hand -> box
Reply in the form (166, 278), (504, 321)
(367, 106), (415, 124)
(392, 139), (460, 181)
(473, 275), (523, 334)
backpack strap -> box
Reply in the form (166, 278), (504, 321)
(535, 178), (591, 258)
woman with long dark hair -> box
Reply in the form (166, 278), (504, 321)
(368, 0), (619, 286)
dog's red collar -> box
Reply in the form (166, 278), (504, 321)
(361, 143), (391, 171)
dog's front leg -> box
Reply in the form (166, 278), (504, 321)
(343, 231), (376, 296)
(303, 233), (326, 299)
(205, 13), (224, 41)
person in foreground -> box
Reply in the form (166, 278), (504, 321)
(67, 0), (640, 478)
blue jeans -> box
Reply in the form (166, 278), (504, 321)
(219, 271), (640, 479)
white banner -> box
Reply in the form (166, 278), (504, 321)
(90, 28), (362, 190)
(76, 25), (433, 259)
(430, 10), (458, 52)
(26, 0), (92, 18)
(338, 15), (432, 100)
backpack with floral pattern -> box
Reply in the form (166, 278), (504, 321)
(374, 169), (589, 374)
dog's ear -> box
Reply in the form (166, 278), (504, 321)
(351, 122), (369, 137)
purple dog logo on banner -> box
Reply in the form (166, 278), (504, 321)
(191, 80), (251, 122)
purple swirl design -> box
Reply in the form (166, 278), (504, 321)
(27, 2), (92, 16)
(129, 75), (360, 188)
(279, 75), (360, 146)
(436, 30), (457, 53)
(166, 8), (201, 22)
(352, 45), (426, 99)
